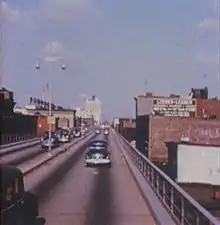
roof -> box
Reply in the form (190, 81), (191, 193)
(165, 141), (220, 148)
(0, 87), (12, 93)
(0, 165), (23, 181)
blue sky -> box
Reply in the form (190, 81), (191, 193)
(2, 0), (219, 119)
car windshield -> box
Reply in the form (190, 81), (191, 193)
(89, 141), (107, 147)
(62, 130), (69, 135)
(43, 132), (55, 139)
(87, 148), (108, 155)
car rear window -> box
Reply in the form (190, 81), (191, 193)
(1, 177), (24, 208)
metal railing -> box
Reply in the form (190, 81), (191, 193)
(1, 133), (37, 145)
(116, 131), (220, 225)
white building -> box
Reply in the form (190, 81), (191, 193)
(75, 107), (92, 119)
(85, 96), (102, 124)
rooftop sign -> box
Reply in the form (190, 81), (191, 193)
(152, 98), (196, 117)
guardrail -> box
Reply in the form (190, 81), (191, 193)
(116, 131), (220, 225)
(1, 133), (37, 146)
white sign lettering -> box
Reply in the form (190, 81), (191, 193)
(152, 98), (196, 117)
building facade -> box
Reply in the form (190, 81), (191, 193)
(85, 96), (102, 124)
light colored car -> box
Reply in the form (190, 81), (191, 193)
(58, 130), (71, 143)
(104, 129), (109, 135)
(95, 129), (100, 134)
(73, 128), (81, 138)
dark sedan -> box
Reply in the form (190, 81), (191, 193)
(40, 132), (59, 149)
(85, 141), (111, 167)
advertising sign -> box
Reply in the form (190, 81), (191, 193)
(152, 98), (196, 117)
(47, 116), (56, 124)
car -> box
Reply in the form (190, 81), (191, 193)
(1, 165), (46, 225)
(73, 128), (81, 138)
(81, 128), (86, 136)
(95, 129), (101, 134)
(89, 140), (108, 150)
(85, 142), (111, 166)
(58, 129), (71, 143)
(104, 129), (109, 135)
(40, 132), (59, 149)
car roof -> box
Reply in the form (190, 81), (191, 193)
(0, 165), (23, 182)
(90, 139), (107, 144)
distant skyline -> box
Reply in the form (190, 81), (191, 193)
(2, 0), (219, 119)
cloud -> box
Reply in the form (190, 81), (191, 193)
(194, 53), (218, 64)
(2, 1), (20, 24)
(198, 18), (218, 30)
(3, 1), (220, 118)
(42, 0), (98, 22)
(41, 41), (67, 62)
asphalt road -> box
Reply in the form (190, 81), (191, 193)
(38, 133), (155, 225)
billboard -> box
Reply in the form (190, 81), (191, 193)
(177, 144), (220, 185)
(152, 98), (196, 117)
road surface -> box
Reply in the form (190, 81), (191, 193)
(38, 134), (155, 225)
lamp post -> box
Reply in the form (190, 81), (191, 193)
(36, 57), (66, 155)
(217, 0), (220, 100)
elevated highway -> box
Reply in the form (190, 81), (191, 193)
(1, 128), (219, 225)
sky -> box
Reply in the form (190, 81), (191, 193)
(1, 0), (219, 119)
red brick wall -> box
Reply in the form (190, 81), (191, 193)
(196, 99), (220, 119)
(149, 116), (220, 163)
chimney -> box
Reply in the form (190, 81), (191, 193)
(92, 95), (95, 100)
(145, 92), (153, 97)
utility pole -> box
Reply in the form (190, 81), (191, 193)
(217, 0), (220, 99)
(0, 0), (3, 88)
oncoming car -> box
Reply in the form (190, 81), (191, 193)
(40, 132), (59, 149)
(73, 128), (81, 138)
(1, 165), (45, 225)
(84, 140), (111, 167)
(58, 129), (71, 143)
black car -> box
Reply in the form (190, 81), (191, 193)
(1, 165), (45, 225)
(88, 140), (108, 150)
(40, 132), (59, 149)
(85, 140), (111, 166)
(85, 146), (111, 167)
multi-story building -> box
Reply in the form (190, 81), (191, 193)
(133, 87), (220, 164)
(85, 95), (102, 124)
(134, 87), (220, 119)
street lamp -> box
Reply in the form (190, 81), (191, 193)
(217, 0), (220, 100)
(36, 58), (66, 155)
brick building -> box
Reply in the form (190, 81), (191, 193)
(134, 87), (220, 164)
